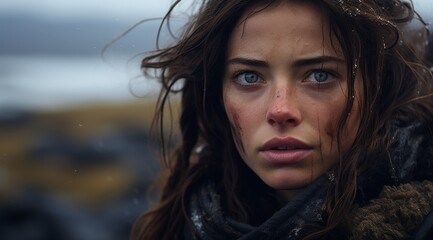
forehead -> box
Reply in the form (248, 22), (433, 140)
(228, 1), (343, 58)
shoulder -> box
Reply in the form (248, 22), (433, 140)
(343, 180), (433, 240)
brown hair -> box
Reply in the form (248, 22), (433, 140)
(131, 0), (433, 239)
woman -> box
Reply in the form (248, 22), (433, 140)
(132, 0), (433, 239)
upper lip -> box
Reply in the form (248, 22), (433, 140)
(259, 137), (312, 151)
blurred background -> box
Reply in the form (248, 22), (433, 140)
(0, 0), (189, 239)
(0, 0), (432, 240)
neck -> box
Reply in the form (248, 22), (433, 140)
(276, 188), (304, 202)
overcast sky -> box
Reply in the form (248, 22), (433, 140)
(0, 0), (431, 21)
(0, 0), (187, 21)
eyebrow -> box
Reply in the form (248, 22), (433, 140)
(226, 58), (269, 67)
(293, 56), (345, 67)
(226, 56), (345, 67)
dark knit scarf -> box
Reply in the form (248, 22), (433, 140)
(186, 176), (328, 240)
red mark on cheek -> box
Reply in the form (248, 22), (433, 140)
(228, 107), (246, 155)
(231, 109), (243, 136)
(325, 120), (335, 138)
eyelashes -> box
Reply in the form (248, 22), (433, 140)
(305, 70), (338, 84)
(230, 69), (339, 87)
(233, 71), (263, 85)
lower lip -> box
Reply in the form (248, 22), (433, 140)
(260, 149), (311, 165)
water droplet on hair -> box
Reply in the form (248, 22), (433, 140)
(337, 0), (352, 16)
(78, 123), (83, 127)
(381, 37), (387, 49)
(354, 7), (361, 16)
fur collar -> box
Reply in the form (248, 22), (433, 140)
(342, 180), (433, 240)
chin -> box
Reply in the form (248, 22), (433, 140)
(263, 175), (311, 190)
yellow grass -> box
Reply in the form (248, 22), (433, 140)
(0, 99), (180, 206)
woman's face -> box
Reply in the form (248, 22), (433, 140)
(223, 1), (363, 196)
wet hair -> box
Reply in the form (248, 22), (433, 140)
(427, 35), (433, 65)
(131, 0), (433, 239)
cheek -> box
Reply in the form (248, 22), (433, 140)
(313, 99), (346, 158)
(225, 100), (259, 141)
(229, 107), (243, 136)
(223, 87), (247, 138)
(224, 99), (247, 155)
(324, 114), (338, 138)
(223, 90), (241, 133)
(321, 95), (362, 150)
(319, 100), (345, 139)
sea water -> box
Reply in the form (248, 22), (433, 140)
(0, 55), (160, 111)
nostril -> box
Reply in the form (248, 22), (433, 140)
(267, 118), (276, 125)
(266, 104), (301, 126)
(287, 118), (297, 125)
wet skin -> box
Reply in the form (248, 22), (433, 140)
(222, 1), (363, 200)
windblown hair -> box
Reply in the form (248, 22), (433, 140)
(131, 0), (433, 239)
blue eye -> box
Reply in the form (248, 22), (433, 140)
(313, 71), (329, 82)
(236, 72), (261, 84)
(306, 70), (335, 84)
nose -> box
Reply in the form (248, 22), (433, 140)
(266, 87), (301, 127)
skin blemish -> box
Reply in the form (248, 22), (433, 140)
(231, 109), (243, 135)
(229, 108), (246, 156)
